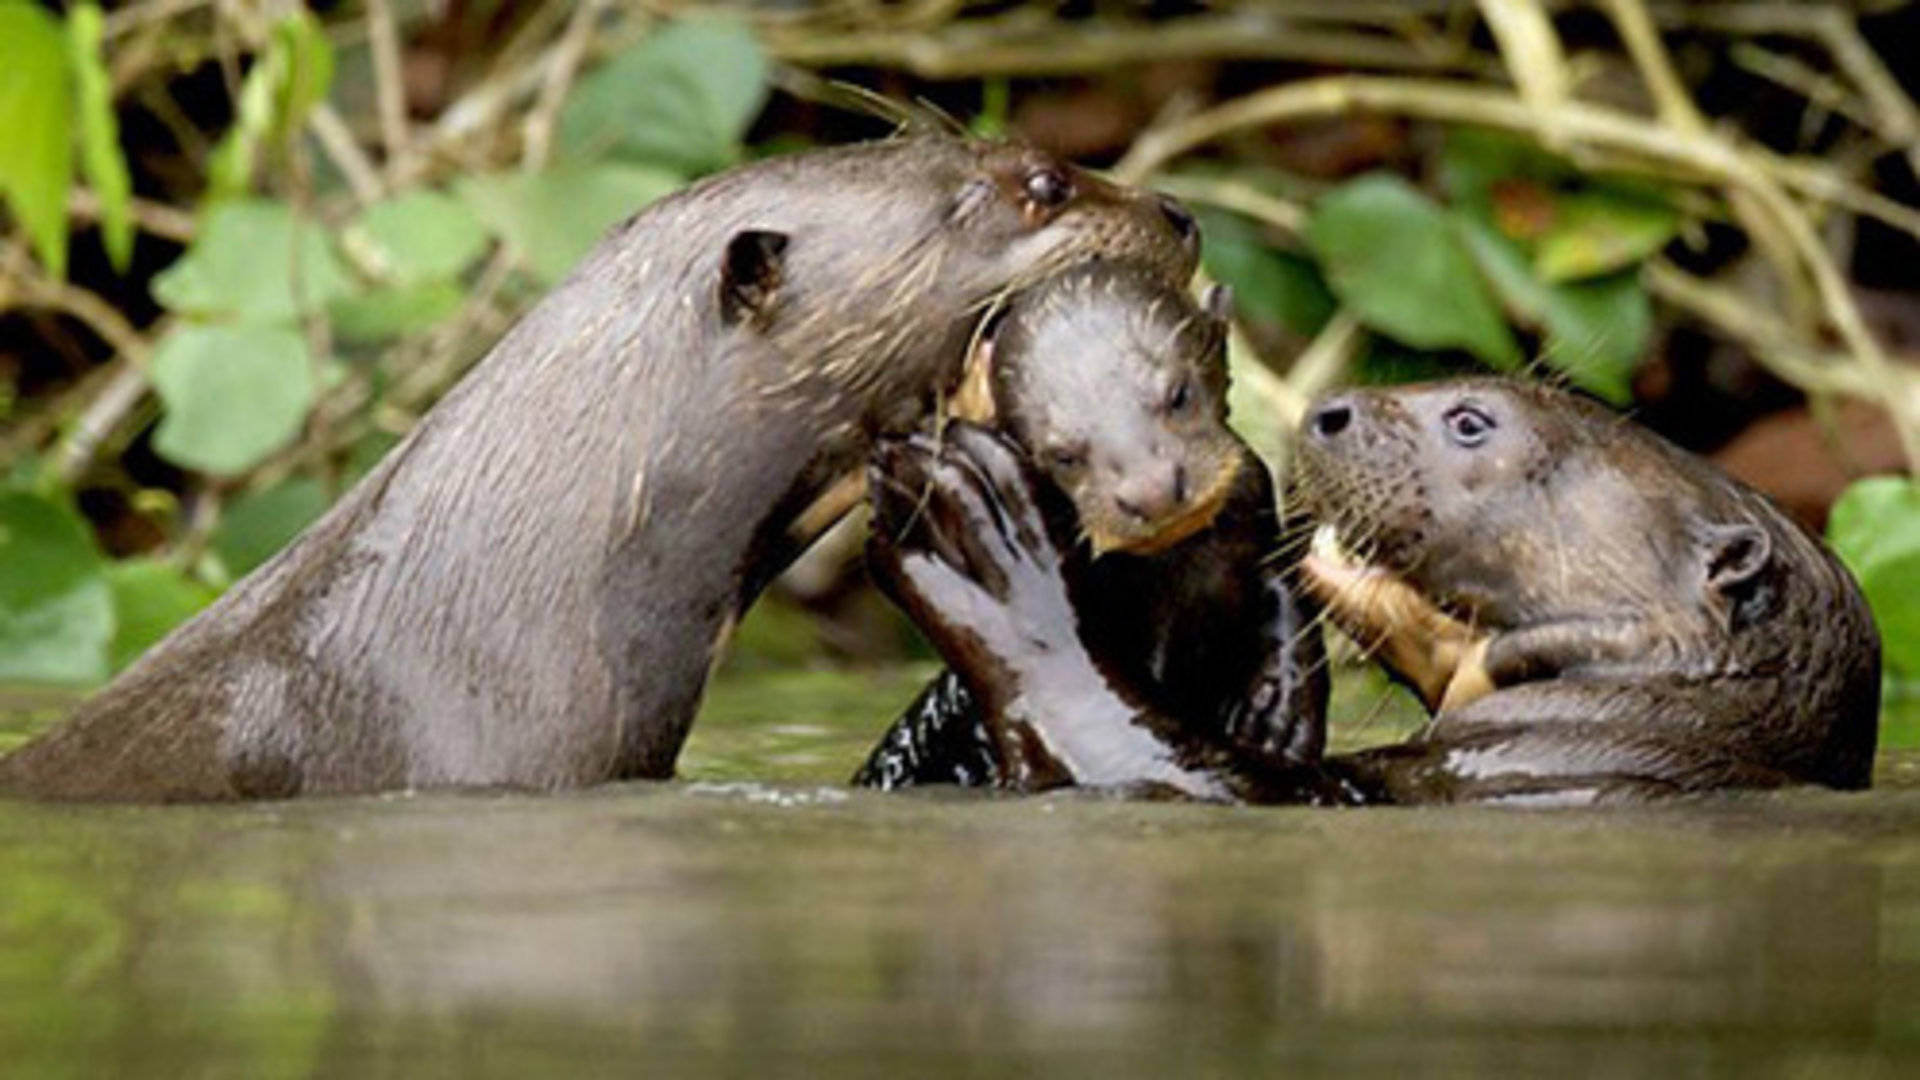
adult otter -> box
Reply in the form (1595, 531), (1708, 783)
(0, 135), (1199, 802)
(1296, 378), (1881, 803)
(864, 378), (1878, 805)
(854, 262), (1330, 797)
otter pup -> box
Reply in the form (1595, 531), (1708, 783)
(1295, 378), (1881, 803)
(1, 136), (1199, 802)
(865, 377), (1879, 805)
(855, 263), (1330, 798)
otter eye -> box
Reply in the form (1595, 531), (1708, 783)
(1049, 445), (1087, 472)
(1443, 403), (1496, 447)
(1023, 167), (1073, 210)
(1166, 379), (1192, 414)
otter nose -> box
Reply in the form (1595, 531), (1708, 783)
(1308, 397), (1354, 441)
(1115, 463), (1188, 523)
(1156, 194), (1199, 248)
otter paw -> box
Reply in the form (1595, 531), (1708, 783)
(1225, 673), (1325, 766)
(866, 423), (1078, 672)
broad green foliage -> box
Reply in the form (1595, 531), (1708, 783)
(1533, 188), (1679, 283)
(1455, 216), (1646, 403)
(1828, 476), (1920, 679)
(150, 324), (317, 477)
(207, 10), (334, 203)
(332, 191), (486, 341)
(457, 164), (682, 284)
(1438, 128), (1667, 402)
(331, 280), (466, 345)
(459, 19), (765, 284)
(1197, 208), (1335, 340)
(1308, 174), (1522, 368)
(0, 2), (75, 278)
(214, 477), (329, 579)
(144, 200), (338, 475)
(1190, 132), (1664, 401)
(1440, 126), (1577, 204)
(342, 191), (489, 286)
(152, 199), (355, 322)
(0, 492), (112, 685)
(67, 3), (133, 272)
(558, 19), (768, 174)
(105, 560), (216, 672)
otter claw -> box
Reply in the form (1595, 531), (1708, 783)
(868, 434), (1007, 602)
(865, 421), (1080, 676)
(1226, 676), (1322, 766)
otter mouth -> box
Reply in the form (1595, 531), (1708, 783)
(1090, 456), (1240, 557)
(1300, 524), (1494, 714)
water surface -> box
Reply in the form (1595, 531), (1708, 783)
(2, 673), (1917, 1077)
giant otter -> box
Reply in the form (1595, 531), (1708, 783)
(853, 262), (1327, 793)
(864, 377), (1879, 805)
(1296, 378), (1881, 803)
(1, 135), (1199, 802)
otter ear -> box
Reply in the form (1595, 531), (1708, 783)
(1704, 522), (1769, 590)
(1701, 521), (1773, 628)
(1201, 283), (1234, 323)
(720, 229), (789, 326)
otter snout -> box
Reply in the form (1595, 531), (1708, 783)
(1113, 461), (1190, 525)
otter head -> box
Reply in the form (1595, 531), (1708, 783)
(1296, 379), (1775, 632)
(1293, 378), (1879, 715)
(706, 137), (1201, 421)
(938, 139), (1201, 294)
(955, 261), (1247, 556)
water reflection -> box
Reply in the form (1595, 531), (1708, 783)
(4, 778), (1919, 1076)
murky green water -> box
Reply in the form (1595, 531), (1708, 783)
(3, 671), (1919, 1077)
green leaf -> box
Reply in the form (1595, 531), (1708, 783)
(67, 3), (132, 272)
(457, 164), (682, 284)
(151, 199), (355, 322)
(150, 323), (317, 476)
(1307, 174), (1520, 368)
(0, 2), (74, 278)
(205, 128), (254, 205)
(330, 280), (466, 345)
(213, 476), (330, 579)
(105, 559), (217, 672)
(269, 10), (333, 138)
(558, 19), (767, 174)
(205, 9), (335, 202)
(0, 491), (111, 685)
(1537, 273), (1649, 403)
(1438, 127), (1575, 209)
(341, 190), (489, 286)
(1196, 208), (1335, 339)
(1534, 187), (1679, 283)
(1828, 476), (1920, 678)
(1455, 213), (1647, 404)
